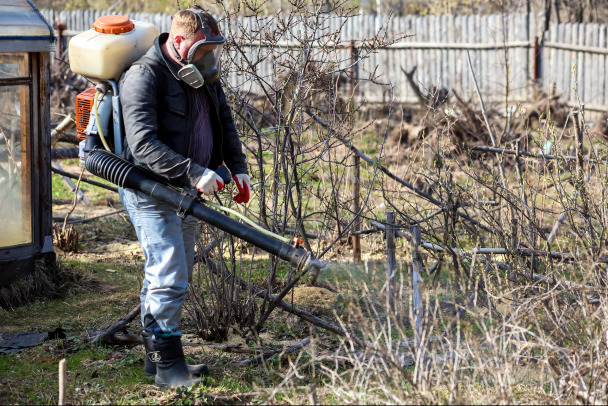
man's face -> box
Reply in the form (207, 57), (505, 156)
(177, 30), (218, 65)
(191, 43), (218, 64)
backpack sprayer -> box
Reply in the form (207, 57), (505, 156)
(68, 15), (321, 273)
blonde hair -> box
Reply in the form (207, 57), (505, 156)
(171, 8), (221, 41)
(171, 10), (200, 40)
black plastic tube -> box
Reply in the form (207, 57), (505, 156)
(51, 148), (79, 160)
(85, 149), (311, 270)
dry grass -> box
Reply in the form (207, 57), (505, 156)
(7, 2), (604, 404)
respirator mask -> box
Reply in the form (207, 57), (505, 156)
(170, 9), (226, 88)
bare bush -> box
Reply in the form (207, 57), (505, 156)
(187, 0), (403, 340)
(176, 1), (608, 403)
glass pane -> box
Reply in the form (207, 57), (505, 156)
(0, 83), (31, 247)
(0, 53), (30, 79)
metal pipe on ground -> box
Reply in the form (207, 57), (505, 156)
(51, 166), (118, 193)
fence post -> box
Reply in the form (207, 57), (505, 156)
(56, 22), (66, 63)
(533, 35), (541, 101)
(573, 110), (585, 187)
(352, 155), (361, 264)
(349, 40), (359, 97)
(533, 35), (540, 83)
(410, 225), (423, 337)
(58, 358), (66, 405)
(386, 212), (396, 312)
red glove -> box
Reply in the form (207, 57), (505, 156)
(232, 174), (250, 204)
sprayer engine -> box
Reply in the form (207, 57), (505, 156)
(75, 87), (96, 140)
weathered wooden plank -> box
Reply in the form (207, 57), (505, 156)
(474, 14), (482, 95)
(79, 9), (85, 31)
(486, 14), (496, 100)
(498, 14), (508, 101)
(428, 14), (434, 93)
(385, 26), (393, 102)
(509, 14), (516, 100)
(428, 14), (436, 93)
(577, 23), (585, 104)
(435, 14), (442, 92)
(71, 9), (77, 31)
(446, 15), (454, 92)
(360, 14), (369, 100)
(601, 26), (608, 106)
(454, 16), (468, 97)
(557, 23), (566, 99)
(522, 13), (535, 100)
(589, 24), (599, 106)
(394, 16), (402, 100)
(457, 15), (465, 94)
(578, 23), (587, 105)
(528, 12), (535, 97)
(467, 14), (476, 97)
(519, 13), (529, 100)
(479, 14), (488, 97)
(519, 13), (528, 100)
(440, 14), (448, 92)
(521, 13), (530, 100)
(565, 23), (574, 102)
(402, 15), (412, 101)
(415, 16), (424, 95)
(546, 23), (557, 97)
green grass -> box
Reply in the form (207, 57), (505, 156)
(0, 255), (147, 404)
(0, 248), (338, 403)
(5, 124), (573, 403)
(0, 342), (150, 404)
(1, 260), (140, 333)
(51, 171), (76, 200)
(1, 245), (413, 403)
(52, 158), (120, 203)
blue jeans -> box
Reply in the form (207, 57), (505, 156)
(119, 187), (198, 338)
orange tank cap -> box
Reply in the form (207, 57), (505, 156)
(93, 15), (135, 34)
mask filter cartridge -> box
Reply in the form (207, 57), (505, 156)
(177, 65), (205, 88)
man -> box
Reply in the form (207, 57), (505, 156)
(119, 6), (251, 388)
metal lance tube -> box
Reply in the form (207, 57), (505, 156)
(85, 149), (315, 271)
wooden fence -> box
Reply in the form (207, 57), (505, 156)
(40, 9), (608, 113)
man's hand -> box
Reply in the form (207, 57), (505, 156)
(232, 174), (250, 204)
(195, 168), (224, 196)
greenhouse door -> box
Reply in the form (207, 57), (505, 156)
(0, 53), (32, 247)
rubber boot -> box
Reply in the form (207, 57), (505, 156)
(148, 335), (203, 389)
(142, 332), (208, 378)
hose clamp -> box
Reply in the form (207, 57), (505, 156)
(176, 192), (195, 219)
(296, 251), (312, 273)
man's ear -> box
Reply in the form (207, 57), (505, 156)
(173, 35), (185, 50)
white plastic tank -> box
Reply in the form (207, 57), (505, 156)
(69, 15), (158, 82)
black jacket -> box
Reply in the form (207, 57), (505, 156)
(119, 33), (247, 188)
